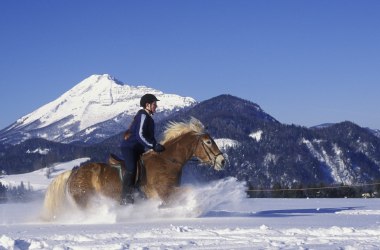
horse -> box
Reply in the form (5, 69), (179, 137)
(42, 117), (226, 220)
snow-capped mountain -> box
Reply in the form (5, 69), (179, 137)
(0, 74), (196, 144)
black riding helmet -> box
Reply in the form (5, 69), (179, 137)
(140, 94), (160, 107)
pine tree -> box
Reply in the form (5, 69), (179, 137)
(0, 182), (7, 203)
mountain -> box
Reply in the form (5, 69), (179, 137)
(100, 94), (279, 148)
(156, 94), (279, 140)
(367, 128), (380, 138)
(0, 74), (196, 145)
(150, 95), (380, 189)
(1, 94), (380, 192)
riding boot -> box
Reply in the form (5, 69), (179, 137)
(120, 171), (135, 205)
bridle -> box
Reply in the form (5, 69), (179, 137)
(194, 134), (223, 168)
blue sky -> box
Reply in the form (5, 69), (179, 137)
(1, 0), (379, 130)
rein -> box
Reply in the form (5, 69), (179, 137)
(192, 134), (223, 168)
(160, 132), (223, 168)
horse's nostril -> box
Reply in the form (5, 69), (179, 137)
(221, 159), (225, 166)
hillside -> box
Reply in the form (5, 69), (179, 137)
(1, 94), (380, 190)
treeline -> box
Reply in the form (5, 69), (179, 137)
(247, 182), (380, 198)
(0, 182), (6, 203)
(0, 181), (40, 203)
(0, 137), (118, 175)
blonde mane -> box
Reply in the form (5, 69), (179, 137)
(161, 117), (205, 144)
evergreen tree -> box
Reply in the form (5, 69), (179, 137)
(0, 182), (7, 203)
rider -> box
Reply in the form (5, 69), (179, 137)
(120, 93), (165, 205)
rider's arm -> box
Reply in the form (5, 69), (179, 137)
(135, 112), (156, 149)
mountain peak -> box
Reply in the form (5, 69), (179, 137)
(208, 94), (261, 110)
(0, 75), (196, 144)
(69, 74), (124, 95)
(197, 94), (278, 123)
(89, 74), (124, 86)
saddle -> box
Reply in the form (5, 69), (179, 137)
(108, 153), (145, 186)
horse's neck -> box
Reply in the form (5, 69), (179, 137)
(163, 133), (198, 167)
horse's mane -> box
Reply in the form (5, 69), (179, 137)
(161, 117), (205, 144)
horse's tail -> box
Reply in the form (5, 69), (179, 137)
(41, 170), (72, 221)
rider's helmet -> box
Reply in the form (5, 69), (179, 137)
(140, 94), (160, 107)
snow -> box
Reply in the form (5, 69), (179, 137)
(5, 74), (196, 143)
(214, 138), (240, 151)
(1, 159), (380, 249)
(84, 127), (97, 135)
(0, 158), (90, 191)
(249, 130), (263, 142)
(264, 153), (278, 165)
(301, 138), (355, 185)
(37, 74), (195, 130)
(26, 148), (50, 155)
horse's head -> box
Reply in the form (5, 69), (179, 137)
(193, 133), (226, 171)
(161, 117), (226, 171)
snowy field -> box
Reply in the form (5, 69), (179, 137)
(1, 160), (380, 249)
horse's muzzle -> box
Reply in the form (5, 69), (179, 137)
(214, 155), (226, 171)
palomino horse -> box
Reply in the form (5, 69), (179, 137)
(43, 117), (225, 220)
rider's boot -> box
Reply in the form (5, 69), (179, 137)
(120, 171), (135, 205)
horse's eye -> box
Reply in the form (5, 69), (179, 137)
(205, 140), (212, 145)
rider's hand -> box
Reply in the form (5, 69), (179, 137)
(153, 143), (165, 153)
